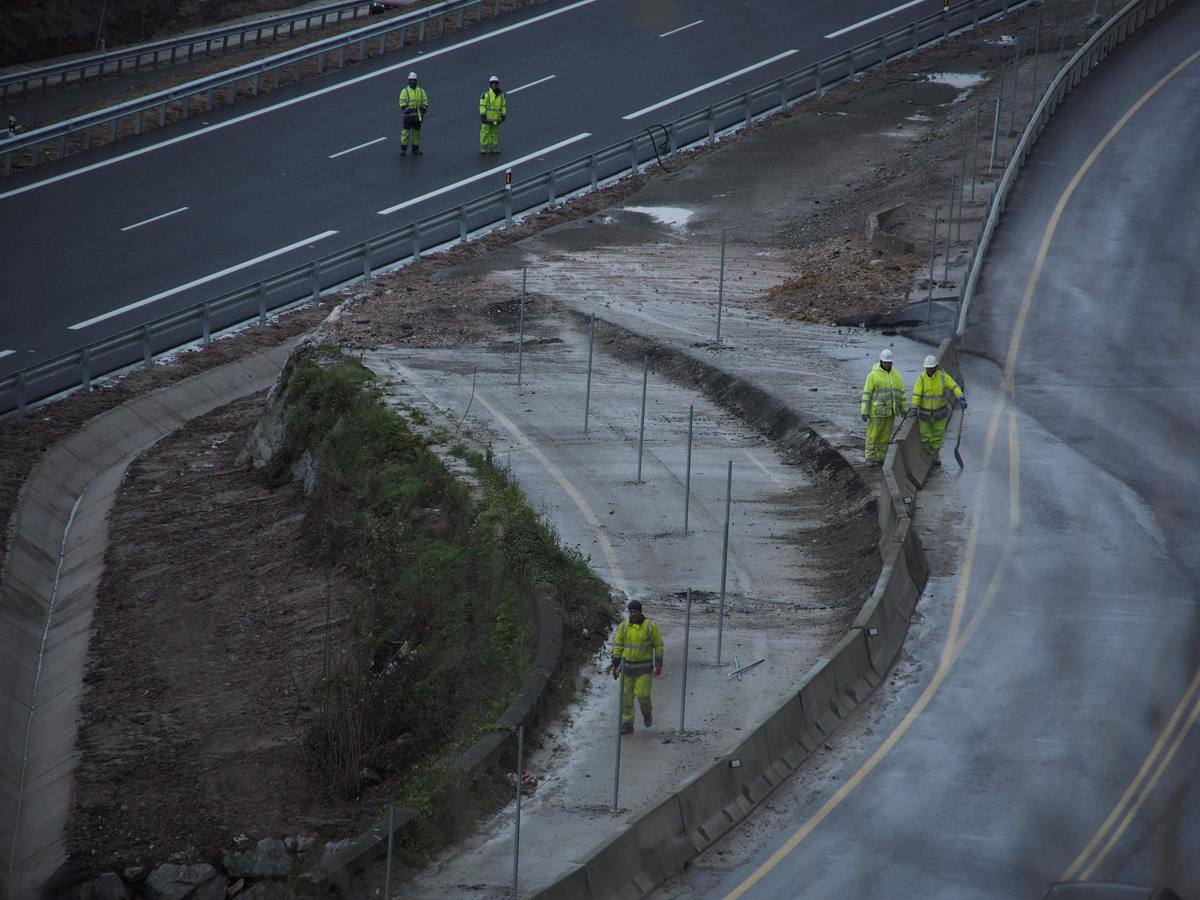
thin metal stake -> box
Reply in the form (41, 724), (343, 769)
(613, 658), (625, 811)
(971, 97), (980, 201)
(956, 137), (967, 242)
(1058, 0), (1068, 63)
(384, 807), (395, 899)
(584, 313), (595, 433)
(944, 175), (956, 283)
(716, 460), (732, 665)
(989, 63), (1005, 172)
(679, 589), (692, 732)
(1008, 37), (1020, 139)
(517, 269), (526, 387)
(715, 227), (727, 346)
(1031, 21), (1041, 113)
(513, 725), (524, 899)
(683, 405), (694, 533)
(926, 207), (940, 323)
(636, 354), (648, 483)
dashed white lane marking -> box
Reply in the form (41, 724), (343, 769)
(376, 133), (591, 215)
(622, 49), (798, 120)
(69, 229), (338, 330)
(120, 206), (189, 232)
(825, 0), (928, 39)
(509, 74), (556, 94)
(0, 350), (15, 359)
(328, 136), (387, 158)
(660, 19), (703, 38)
(0, 0), (600, 202)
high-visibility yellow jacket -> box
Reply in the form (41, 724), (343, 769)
(479, 87), (507, 125)
(860, 364), (908, 419)
(911, 369), (963, 420)
(611, 618), (664, 675)
(398, 85), (429, 117)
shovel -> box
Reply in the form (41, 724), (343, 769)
(953, 404), (965, 470)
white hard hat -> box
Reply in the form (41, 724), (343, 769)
(879, 349), (894, 363)
(489, 74), (500, 83)
(408, 71), (418, 80)
(923, 355), (938, 368)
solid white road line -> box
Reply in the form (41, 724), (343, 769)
(120, 206), (189, 232)
(0, 350), (15, 360)
(0, 0), (600, 202)
(329, 136), (388, 158)
(509, 74), (557, 94)
(69, 229), (338, 330)
(622, 49), (798, 120)
(660, 19), (703, 38)
(376, 133), (591, 215)
(825, 0), (928, 39)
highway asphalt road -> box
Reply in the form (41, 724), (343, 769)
(667, 4), (1200, 898)
(1, 0), (1004, 377)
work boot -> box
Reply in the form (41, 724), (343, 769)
(643, 710), (652, 727)
(413, 147), (422, 156)
(620, 721), (633, 735)
(932, 457), (942, 467)
(400, 144), (408, 155)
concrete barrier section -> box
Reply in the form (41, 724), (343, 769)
(826, 629), (876, 713)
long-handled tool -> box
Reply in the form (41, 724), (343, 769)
(953, 404), (966, 470)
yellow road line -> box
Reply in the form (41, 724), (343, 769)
(725, 42), (1200, 900)
(466, 385), (630, 598)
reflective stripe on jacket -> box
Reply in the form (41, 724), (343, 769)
(860, 364), (908, 419)
(479, 88), (507, 124)
(612, 619), (664, 673)
(399, 85), (429, 114)
(911, 369), (963, 421)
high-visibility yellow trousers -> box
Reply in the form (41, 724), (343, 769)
(621, 672), (652, 723)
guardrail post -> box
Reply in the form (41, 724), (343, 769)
(412, 222), (421, 259)
(505, 188), (513, 226)
(815, 60), (823, 90)
(495, 0), (501, 15)
(16, 373), (26, 414)
(142, 326), (152, 367)
(362, 242), (372, 281)
(973, 0), (980, 28)
(879, 36), (887, 66)
(912, 23), (919, 52)
(589, 154), (598, 189)
(742, 92), (752, 127)
(81, 348), (91, 391)
(253, 72), (261, 96)
(419, 19), (426, 42)
(207, 87), (214, 111)
(943, 8), (950, 37)
(202, 304), (212, 344)
(57, 134), (67, 159)
(159, 102), (167, 126)
(848, 49), (856, 79)
(548, 170), (557, 205)
(668, 123), (677, 154)
(779, 79), (788, 110)
(629, 139), (638, 173)
(337, 47), (345, 69)
(3, 151), (10, 177)
(311, 261), (321, 301)
(459, 206), (468, 241)
(707, 106), (716, 142)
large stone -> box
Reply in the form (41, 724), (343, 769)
(65, 873), (131, 900)
(144, 863), (228, 900)
(222, 837), (294, 879)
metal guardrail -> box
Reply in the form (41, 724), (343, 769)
(0, 0), (1034, 418)
(956, 0), (1176, 335)
(0, 0), (539, 175)
(0, 0), (370, 103)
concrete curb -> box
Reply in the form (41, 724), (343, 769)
(526, 326), (957, 900)
(300, 583), (564, 897)
(0, 343), (299, 900)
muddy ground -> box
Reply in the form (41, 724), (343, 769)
(0, 0), (1103, 874)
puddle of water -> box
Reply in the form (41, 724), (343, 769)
(926, 72), (988, 90)
(622, 206), (695, 229)
(988, 34), (1016, 45)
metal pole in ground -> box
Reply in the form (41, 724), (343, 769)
(613, 658), (626, 811)
(1031, 20), (1041, 113)
(716, 459), (732, 665)
(1058, 0), (1068, 63)
(584, 313), (595, 433)
(683, 404), (694, 534)
(943, 175), (956, 284)
(989, 62), (1005, 172)
(956, 136), (967, 242)
(1007, 37), (1020, 140)
(971, 97), (981, 201)
(512, 725), (524, 899)
(715, 227), (727, 347)
(384, 807), (395, 899)
(679, 589), (692, 732)
(926, 207), (940, 323)
(517, 268), (526, 387)
(636, 354), (648, 483)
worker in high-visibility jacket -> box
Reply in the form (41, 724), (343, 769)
(398, 71), (429, 155)
(478, 75), (507, 155)
(860, 348), (908, 464)
(609, 599), (664, 734)
(911, 354), (965, 466)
